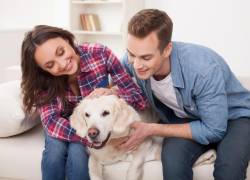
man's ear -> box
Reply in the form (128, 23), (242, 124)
(162, 42), (172, 58)
(69, 103), (88, 138)
(112, 98), (139, 135)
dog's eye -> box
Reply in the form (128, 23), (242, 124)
(102, 110), (110, 117)
(85, 112), (90, 117)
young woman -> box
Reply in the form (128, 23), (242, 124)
(21, 25), (147, 180)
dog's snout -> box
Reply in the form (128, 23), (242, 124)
(88, 128), (100, 140)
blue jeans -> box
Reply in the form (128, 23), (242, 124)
(42, 133), (90, 180)
(161, 118), (250, 180)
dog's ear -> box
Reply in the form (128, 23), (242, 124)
(70, 103), (88, 138)
(112, 98), (140, 135)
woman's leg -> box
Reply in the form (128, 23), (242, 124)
(41, 133), (68, 180)
(214, 118), (250, 180)
(66, 142), (90, 180)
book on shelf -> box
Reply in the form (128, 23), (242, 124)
(80, 14), (87, 30)
(80, 14), (101, 31)
(80, 0), (110, 1)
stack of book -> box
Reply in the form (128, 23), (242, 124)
(80, 14), (101, 31)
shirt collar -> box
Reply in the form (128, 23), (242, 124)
(77, 45), (91, 73)
(170, 42), (185, 89)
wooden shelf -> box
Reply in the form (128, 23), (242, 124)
(70, 0), (144, 56)
(72, 0), (123, 5)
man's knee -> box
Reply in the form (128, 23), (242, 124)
(214, 152), (249, 180)
(161, 137), (203, 180)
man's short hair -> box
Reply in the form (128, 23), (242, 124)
(128, 9), (173, 53)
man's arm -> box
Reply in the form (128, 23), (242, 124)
(150, 123), (192, 138)
(120, 65), (228, 150)
(119, 122), (192, 151)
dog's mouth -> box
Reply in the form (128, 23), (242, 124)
(89, 132), (111, 149)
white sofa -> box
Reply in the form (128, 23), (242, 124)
(0, 67), (249, 180)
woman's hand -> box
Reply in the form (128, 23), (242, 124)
(87, 87), (118, 98)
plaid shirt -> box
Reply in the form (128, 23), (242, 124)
(39, 43), (147, 146)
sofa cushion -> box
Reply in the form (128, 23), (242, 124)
(0, 80), (40, 137)
(2, 65), (21, 82)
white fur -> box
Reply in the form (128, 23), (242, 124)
(70, 95), (161, 180)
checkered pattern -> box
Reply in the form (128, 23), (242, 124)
(39, 43), (147, 146)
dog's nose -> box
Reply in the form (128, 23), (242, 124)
(88, 128), (100, 140)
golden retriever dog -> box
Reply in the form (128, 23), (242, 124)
(70, 95), (160, 180)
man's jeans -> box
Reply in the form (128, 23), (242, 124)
(42, 134), (90, 180)
(161, 118), (250, 180)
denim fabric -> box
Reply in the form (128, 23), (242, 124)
(122, 41), (250, 145)
(41, 133), (90, 180)
(161, 118), (250, 180)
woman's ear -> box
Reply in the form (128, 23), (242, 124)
(70, 103), (88, 138)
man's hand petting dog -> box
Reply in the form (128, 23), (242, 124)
(118, 121), (154, 152)
(109, 136), (129, 149)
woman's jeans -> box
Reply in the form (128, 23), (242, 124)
(161, 118), (250, 180)
(42, 134), (90, 180)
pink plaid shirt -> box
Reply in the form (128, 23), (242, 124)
(38, 43), (147, 146)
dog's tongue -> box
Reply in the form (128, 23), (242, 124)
(93, 141), (102, 146)
(89, 132), (111, 149)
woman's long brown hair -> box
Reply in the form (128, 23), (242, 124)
(21, 25), (79, 113)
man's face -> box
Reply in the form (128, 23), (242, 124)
(126, 32), (171, 80)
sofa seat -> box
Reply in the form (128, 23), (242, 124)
(0, 124), (249, 180)
(0, 75), (250, 180)
(0, 126), (44, 180)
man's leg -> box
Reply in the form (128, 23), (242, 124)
(214, 118), (250, 180)
(161, 137), (209, 180)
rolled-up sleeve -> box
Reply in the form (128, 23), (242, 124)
(39, 97), (89, 145)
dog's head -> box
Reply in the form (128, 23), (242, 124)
(70, 95), (139, 148)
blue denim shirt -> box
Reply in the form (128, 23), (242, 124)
(122, 41), (250, 145)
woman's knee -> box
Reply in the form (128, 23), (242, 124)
(67, 143), (89, 167)
(43, 135), (68, 163)
(66, 143), (90, 180)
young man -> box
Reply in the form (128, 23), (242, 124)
(120, 9), (250, 180)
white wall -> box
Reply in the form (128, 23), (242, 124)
(0, 0), (69, 30)
(0, 0), (53, 30)
(0, 0), (69, 82)
(0, 0), (249, 79)
(146, 0), (250, 77)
